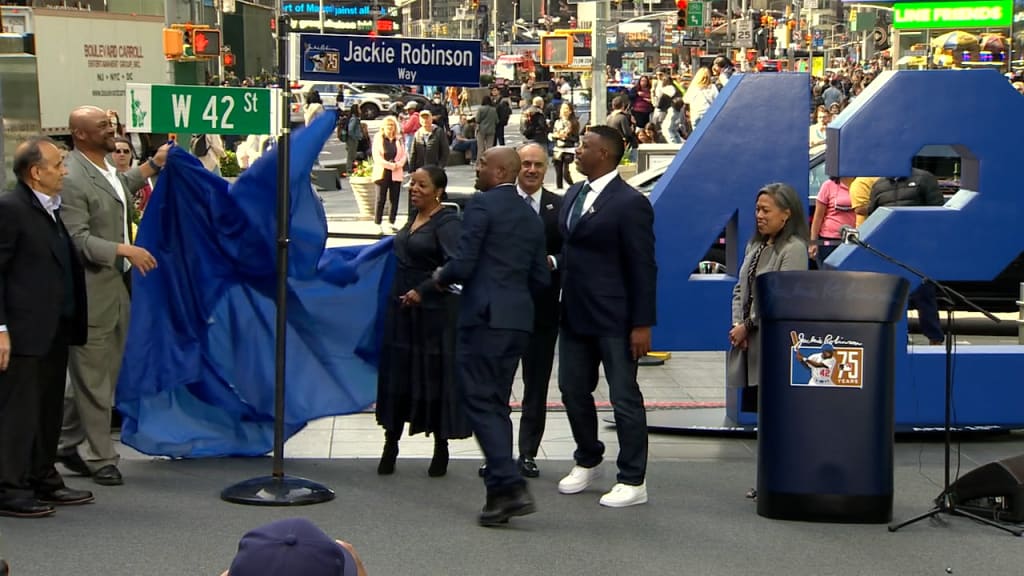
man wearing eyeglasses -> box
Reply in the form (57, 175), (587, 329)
(57, 106), (170, 487)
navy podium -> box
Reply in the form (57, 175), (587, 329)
(755, 270), (910, 523)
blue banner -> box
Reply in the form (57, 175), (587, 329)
(298, 33), (482, 86)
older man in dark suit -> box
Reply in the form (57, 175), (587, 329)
(0, 137), (92, 518)
(554, 125), (657, 508)
(515, 142), (564, 477)
(58, 106), (168, 487)
(435, 146), (549, 526)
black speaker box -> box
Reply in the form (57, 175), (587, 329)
(947, 454), (1024, 523)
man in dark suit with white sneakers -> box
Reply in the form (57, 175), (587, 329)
(435, 146), (549, 526)
(554, 125), (657, 508)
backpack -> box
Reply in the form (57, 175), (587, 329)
(191, 134), (209, 157)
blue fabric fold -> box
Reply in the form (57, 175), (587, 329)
(116, 110), (395, 458)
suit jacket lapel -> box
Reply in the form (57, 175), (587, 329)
(16, 183), (62, 263)
(72, 150), (123, 206)
(561, 182), (584, 236)
(573, 176), (621, 232)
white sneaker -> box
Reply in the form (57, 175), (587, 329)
(599, 482), (648, 508)
(557, 465), (603, 494)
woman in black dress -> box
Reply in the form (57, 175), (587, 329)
(376, 165), (469, 477)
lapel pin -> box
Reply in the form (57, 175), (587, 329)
(587, 207), (596, 215)
(545, 203), (554, 210)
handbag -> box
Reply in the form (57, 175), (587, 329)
(726, 346), (748, 389)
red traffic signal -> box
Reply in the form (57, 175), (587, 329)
(676, 0), (688, 9)
(192, 29), (221, 57)
(223, 52), (235, 67)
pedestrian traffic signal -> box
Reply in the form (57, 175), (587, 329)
(223, 51), (235, 68)
(192, 28), (221, 57)
(676, 9), (686, 29)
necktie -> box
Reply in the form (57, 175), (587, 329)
(524, 194), (539, 215)
(569, 182), (592, 229)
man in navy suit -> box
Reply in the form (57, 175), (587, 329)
(435, 146), (550, 526)
(554, 125), (657, 508)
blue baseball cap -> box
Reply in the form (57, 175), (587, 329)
(228, 518), (356, 576)
(820, 343), (835, 352)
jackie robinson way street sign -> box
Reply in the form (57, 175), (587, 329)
(125, 83), (279, 135)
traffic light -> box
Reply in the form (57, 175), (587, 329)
(676, 9), (686, 29)
(223, 50), (235, 68)
(162, 28), (184, 59)
(540, 34), (571, 67)
(192, 28), (221, 58)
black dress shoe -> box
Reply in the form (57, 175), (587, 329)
(478, 463), (487, 478)
(479, 485), (537, 527)
(0, 498), (56, 518)
(57, 452), (92, 477)
(518, 457), (540, 478)
(93, 465), (123, 486)
(37, 487), (95, 506)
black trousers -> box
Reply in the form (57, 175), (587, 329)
(375, 179), (401, 225)
(457, 326), (528, 493)
(495, 124), (506, 146)
(552, 155), (575, 189)
(518, 322), (559, 459)
(558, 328), (648, 485)
(0, 322), (69, 500)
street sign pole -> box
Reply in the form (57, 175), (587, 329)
(220, 14), (335, 508)
(591, 0), (609, 125)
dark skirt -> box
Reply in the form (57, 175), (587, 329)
(375, 292), (470, 439)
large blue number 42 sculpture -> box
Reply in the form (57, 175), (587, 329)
(651, 69), (1024, 428)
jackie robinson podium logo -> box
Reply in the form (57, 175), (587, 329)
(789, 331), (864, 388)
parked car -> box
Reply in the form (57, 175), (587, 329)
(352, 84), (429, 114)
(626, 146), (1024, 315)
(292, 82), (341, 108)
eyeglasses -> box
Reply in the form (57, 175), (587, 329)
(113, 149), (132, 154)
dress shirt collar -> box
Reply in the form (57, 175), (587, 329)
(31, 188), (61, 217)
(584, 168), (619, 195)
(517, 184), (543, 210)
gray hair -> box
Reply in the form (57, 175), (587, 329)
(750, 182), (809, 246)
(517, 141), (548, 159)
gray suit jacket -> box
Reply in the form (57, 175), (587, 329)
(729, 235), (808, 389)
(60, 149), (145, 327)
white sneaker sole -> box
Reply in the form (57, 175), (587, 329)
(599, 494), (649, 508)
(558, 470), (603, 495)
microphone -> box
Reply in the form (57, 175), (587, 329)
(840, 225), (861, 245)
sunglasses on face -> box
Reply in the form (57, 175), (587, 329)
(113, 149), (132, 154)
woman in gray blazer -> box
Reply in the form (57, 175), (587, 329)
(728, 183), (808, 499)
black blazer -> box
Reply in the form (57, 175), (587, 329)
(438, 183), (549, 332)
(0, 182), (88, 355)
(557, 174), (657, 337)
(531, 188), (564, 329)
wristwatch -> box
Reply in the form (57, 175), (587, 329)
(147, 158), (163, 172)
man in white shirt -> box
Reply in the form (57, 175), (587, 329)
(58, 106), (169, 487)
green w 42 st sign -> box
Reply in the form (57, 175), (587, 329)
(125, 83), (279, 135)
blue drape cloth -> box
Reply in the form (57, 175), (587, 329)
(116, 110), (395, 457)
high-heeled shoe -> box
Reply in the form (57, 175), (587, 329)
(428, 438), (449, 478)
(377, 433), (399, 475)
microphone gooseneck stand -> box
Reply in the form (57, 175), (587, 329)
(839, 230), (1019, 536)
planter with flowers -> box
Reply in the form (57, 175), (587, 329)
(617, 154), (637, 181)
(348, 159), (376, 220)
